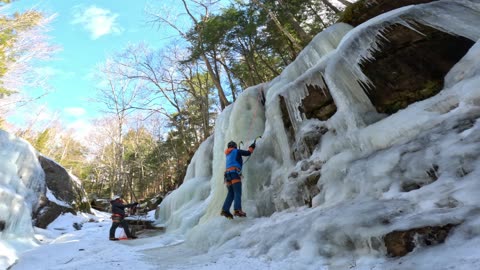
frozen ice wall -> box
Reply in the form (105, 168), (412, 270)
(0, 129), (45, 268)
(155, 0), (480, 268)
(155, 136), (214, 234)
(155, 22), (354, 229)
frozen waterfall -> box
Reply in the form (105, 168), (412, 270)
(0, 130), (45, 268)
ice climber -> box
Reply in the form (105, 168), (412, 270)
(221, 140), (255, 219)
(109, 195), (139, 240)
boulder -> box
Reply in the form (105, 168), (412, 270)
(34, 195), (76, 229)
(33, 155), (91, 228)
(90, 198), (110, 212)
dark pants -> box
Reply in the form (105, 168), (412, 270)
(109, 217), (133, 238)
(222, 181), (242, 212)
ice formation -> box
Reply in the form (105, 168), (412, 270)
(0, 130), (45, 268)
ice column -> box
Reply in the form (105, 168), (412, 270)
(0, 130), (45, 239)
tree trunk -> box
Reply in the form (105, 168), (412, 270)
(179, 0), (230, 110)
(237, 38), (258, 86)
(219, 53), (239, 102)
(251, 0), (303, 52)
(308, 3), (328, 29)
(277, 0), (311, 45)
(201, 50), (230, 110)
(321, 0), (341, 14)
(336, 0), (353, 7)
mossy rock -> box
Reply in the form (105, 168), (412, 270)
(338, 0), (439, 26)
(379, 80), (442, 114)
(361, 23), (474, 115)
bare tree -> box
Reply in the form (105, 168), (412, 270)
(0, 10), (60, 120)
(94, 59), (146, 197)
(87, 117), (120, 197)
(147, 0), (230, 110)
(13, 105), (60, 138)
(0, 12), (60, 95)
(106, 44), (190, 144)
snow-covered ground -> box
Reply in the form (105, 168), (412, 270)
(9, 210), (282, 270)
(9, 207), (480, 270)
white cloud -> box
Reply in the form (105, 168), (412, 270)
(37, 110), (54, 121)
(64, 107), (86, 117)
(35, 66), (61, 77)
(67, 119), (94, 142)
(71, 5), (123, 39)
(35, 67), (75, 78)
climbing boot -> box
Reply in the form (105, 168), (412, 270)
(234, 209), (247, 217)
(109, 237), (119, 241)
(129, 236), (138, 239)
(220, 210), (234, 219)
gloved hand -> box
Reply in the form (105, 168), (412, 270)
(134, 202), (139, 205)
(249, 143), (256, 149)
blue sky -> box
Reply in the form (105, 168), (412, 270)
(6, 0), (181, 134)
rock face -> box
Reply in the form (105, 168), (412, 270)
(338, 0), (475, 116)
(339, 0), (439, 26)
(383, 224), (456, 257)
(361, 24), (474, 115)
(295, 0), (474, 130)
(278, 0), (475, 164)
(301, 83), (336, 121)
(33, 155), (90, 228)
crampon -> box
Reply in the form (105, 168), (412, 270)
(221, 210), (234, 219)
(234, 210), (247, 217)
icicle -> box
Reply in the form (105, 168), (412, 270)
(265, 23), (353, 133)
(320, 0), (480, 133)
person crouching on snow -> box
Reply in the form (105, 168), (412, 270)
(221, 140), (255, 219)
(109, 195), (138, 240)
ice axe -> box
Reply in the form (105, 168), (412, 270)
(243, 136), (262, 165)
(252, 135), (262, 145)
(239, 135), (262, 149)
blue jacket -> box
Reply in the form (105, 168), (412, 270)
(225, 147), (253, 171)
